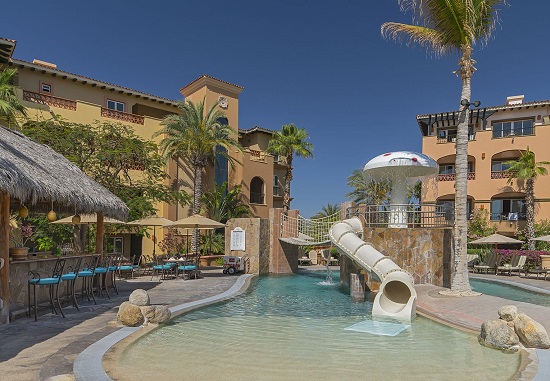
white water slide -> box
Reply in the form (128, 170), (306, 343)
(329, 217), (417, 321)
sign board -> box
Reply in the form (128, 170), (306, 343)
(230, 227), (246, 251)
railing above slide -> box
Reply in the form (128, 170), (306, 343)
(279, 211), (341, 246)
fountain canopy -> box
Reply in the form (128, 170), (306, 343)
(363, 151), (438, 180)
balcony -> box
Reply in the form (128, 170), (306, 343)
(437, 133), (475, 144)
(101, 107), (145, 125)
(438, 172), (475, 181)
(491, 171), (513, 179)
(23, 90), (77, 111)
(345, 203), (453, 228)
(248, 149), (266, 162)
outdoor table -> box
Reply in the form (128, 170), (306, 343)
(163, 258), (186, 279)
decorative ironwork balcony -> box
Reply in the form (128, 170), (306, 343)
(345, 203), (453, 228)
(101, 107), (144, 125)
(437, 172), (475, 181)
(23, 90), (77, 111)
(436, 133), (475, 144)
(248, 149), (265, 162)
(491, 171), (513, 179)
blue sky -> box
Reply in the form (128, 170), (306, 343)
(4, 1), (549, 217)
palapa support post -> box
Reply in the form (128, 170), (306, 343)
(96, 212), (104, 256)
(0, 191), (11, 324)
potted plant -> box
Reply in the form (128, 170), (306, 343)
(9, 218), (34, 260)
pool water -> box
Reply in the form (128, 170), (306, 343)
(470, 278), (550, 307)
(114, 272), (520, 381)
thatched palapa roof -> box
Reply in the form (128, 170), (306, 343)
(0, 125), (128, 220)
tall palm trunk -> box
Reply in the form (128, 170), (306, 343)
(191, 164), (203, 254)
(283, 155), (293, 214)
(451, 45), (475, 292)
(526, 178), (535, 250)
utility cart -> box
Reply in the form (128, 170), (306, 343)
(222, 255), (246, 275)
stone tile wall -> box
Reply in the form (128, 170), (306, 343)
(225, 218), (270, 275)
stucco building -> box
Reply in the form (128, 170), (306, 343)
(0, 36), (285, 255)
(419, 95), (550, 236)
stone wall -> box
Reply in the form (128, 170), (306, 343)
(341, 227), (452, 291)
(225, 218), (270, 275)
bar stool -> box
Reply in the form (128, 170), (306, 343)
(78, 255), (100, 304)
(61, 256), (83, 311)
(94, 256), (112, 298)
(28, 258), (66, 321)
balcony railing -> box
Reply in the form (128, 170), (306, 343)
(490, 212), (526, 221)
(345, 204), (453, 228)
(250, 192), (265, 204)
(491, 171), (513, 179)
(248, 149), (266, 162)
(436, 133), (475, 144)
(23, 90), (77, 111)
(438, 172), (475, 181)
(101, 107), (145, 125)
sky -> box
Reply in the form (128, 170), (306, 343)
(3, 1), (549, 217)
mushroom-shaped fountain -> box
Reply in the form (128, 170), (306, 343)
(363, 151), (438, 228)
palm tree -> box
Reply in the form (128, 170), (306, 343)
(153, 99), (241, 251)
(154, 99), (241, 215)
(505, 148), (550, 250)
(0, 68), (27, 124)
(267, 123), (314, 214)
(382, 0), (507, 293)
(201, 181), (250, 223)
(346, 169), (390, 205)
(311, 203), (340, 220)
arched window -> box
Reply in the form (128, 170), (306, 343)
(491, 150), (525, 179)
(436, 194), (474, 220)
(490, 192), (526, 221)
(250, 177), (265, 204)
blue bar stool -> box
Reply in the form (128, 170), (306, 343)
(28, 258), (66, 321)
(78, 255), (100, 304)
(61, 256), (83, 311)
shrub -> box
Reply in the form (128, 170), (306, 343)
(496, 249), (549, 270)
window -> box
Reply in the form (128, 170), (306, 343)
(436, 199), (473, 220)
(491, 160), (512, 172)
(492, 119), (533, 138)
(107, 237), (124, 254)
(250, 177), (265, 204)
(107, 99), (125, 112)
(273, 175), (280, 196)
(40, 83), (52, 94)
(490, 199), (526, 220)
(438, 163), (473, 174)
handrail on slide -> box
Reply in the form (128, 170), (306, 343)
(329, 217), (417, 321)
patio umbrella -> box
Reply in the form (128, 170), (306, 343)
(469, 234), (523, 245)
(52, 214), (127, 253)
(126, 215), (173, 256)
(532, 235), (550, 242)
(165, 214), (225, 271)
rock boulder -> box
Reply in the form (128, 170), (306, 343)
(129, 289), (150, 306)
(117, 301), (145, 327)
(150, 305), (171, 324)
(514, 313), (550, 349)
(498, 305), (518, 322)
(478, 319), (520, 352)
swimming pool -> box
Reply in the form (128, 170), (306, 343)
(470, 278), (550, 307)
(111, 273), (520, 381)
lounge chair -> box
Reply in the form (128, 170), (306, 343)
(473, 252), (498, 274)
(497, 255), (526, 276)
(298, 256), (312, 265)
(467, 254), (479, 272)
(308, 250), (318, 265)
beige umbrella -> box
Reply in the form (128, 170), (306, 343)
(469, 234), (523, 245)
(532, 235), (550, 242)
(127, 215), (173, 256)
(165, 214), (225, 271)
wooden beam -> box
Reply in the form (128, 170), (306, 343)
(95, 212), (104, 257)
(0, 191), (10, 324)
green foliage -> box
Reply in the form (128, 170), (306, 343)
(22, 118), (190, 220)
(157, 228), (187, 254)
(200, 232), (225, 255)
(311, 203), (340, 220)
(505, 148), (550, 182)
(346, 169), (390, 205)
(267, 123), (313, 213)
(518, 219), (550, 251)
(201, 182), (250, 223)
(215, 256), (225, 266)
(0, 68), (27, 124)
(467, 208), (496, 242)
(27, 213), (73, 250)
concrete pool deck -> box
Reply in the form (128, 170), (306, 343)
(0, 266), (549, 380)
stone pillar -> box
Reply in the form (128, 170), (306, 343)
(225, 218), (270, 275)
(269, 208), (299, 274)
(350, 273), (365, 302)
(0, 191), (10, 324)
